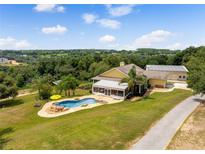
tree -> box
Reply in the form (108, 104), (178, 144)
(70, 77), (79, 95)
(33, 77), (52, 100)
(58, 76), (71, 96)
(58, 75), (79, 96)
(0, 72), (18, 99)
(121, 66), (147, 94)
(38, 84), (52, 100)
(187, 48), (205, 95)
(172, 52), (184, 65)
(89, 61), (110, 76)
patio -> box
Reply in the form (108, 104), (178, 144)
(38, 94), (122, 118)
(92, 80), (129, 100)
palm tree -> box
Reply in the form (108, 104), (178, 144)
(58, 75), (79, 96)
(121, 66), (147, 95)
(59, 76), (72, 96)
(70, 77), (79, 96)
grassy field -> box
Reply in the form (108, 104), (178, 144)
(167, 104), (205, 150)
(0, 89), (192, 150)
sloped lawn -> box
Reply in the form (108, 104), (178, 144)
(0, 89), (192, 150)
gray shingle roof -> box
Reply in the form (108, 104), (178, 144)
(146, 65), (188, 72)
(116, 64), (144, 75)
(92, 64), (145, 81)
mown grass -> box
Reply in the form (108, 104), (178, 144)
(0, 89), (192, 150)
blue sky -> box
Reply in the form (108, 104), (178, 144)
(0, 4), (205, 50)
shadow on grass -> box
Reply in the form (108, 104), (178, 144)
(0, 99), (23, 108)
(0, 127), (14, 149)
(143, 96), (155, 100)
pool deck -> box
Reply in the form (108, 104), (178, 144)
(38, 94), (123, 118)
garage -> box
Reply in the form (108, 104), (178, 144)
(149, 79), (167, 88)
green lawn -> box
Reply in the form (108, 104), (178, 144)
(0, 89), (192, 150)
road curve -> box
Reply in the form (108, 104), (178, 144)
(130, 95), (201, 150)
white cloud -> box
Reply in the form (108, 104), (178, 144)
(123, 30), (173, 50)
(96, 19), (121, 29)
(99, 35), (116, 43)
(166, 43), (182, 50)
(41, 25), (68, 34)
(82, 13), (98, 24)
(134, 30), (172, 47)
(0, 37), (31, 49)
(56, 6), (65, 13)
(34, 4), (65, 13)
(106, 4), (136, 17)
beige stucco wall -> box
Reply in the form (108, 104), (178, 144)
(100, 68), (128, 79)
(167, 72), (187, 80)
(147, 70), (188, 81)
(149, 79), (167, 88)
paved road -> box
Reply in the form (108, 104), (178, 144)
(131, 95), (202, 150)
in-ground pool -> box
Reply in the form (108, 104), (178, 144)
(56, 98), (96, 108)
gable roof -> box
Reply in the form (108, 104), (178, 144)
(92, 64), (145, 81)
(116, 64), (145, 75)
(146, 65), (188, 72)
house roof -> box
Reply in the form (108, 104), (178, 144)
(146, 65), (188, 72)
(116, 64), (144, 75)
(92, 64), (145, 81)
(93, 80), (128, 90)
(91, 76), (122, 81)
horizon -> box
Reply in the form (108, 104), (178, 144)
(0, 47), (183, 51)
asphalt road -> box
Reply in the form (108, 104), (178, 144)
(131, 95), (201, 150)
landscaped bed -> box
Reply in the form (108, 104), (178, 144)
(0, 89), (192, 150)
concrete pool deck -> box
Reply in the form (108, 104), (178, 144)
(38, 95), (123, 118)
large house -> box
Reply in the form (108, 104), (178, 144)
(92, 64), (145, 100)
(0, 57), (9, 64)
(92, 63), (188, 100)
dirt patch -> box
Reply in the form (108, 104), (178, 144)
(168, 104), (205, 150)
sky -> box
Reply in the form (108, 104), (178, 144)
(0, 4), (205, 50)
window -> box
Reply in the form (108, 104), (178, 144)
(93, 87), (99, 92)
(118, 91), (123, 97)
(179, 76), (182, 78)
(99, 88), (105, 93)
(111, 90), (117, 96)
(183, 76), (186, 79)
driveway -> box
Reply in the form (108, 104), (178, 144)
(130, 95), (202, 150)
(173, 82), (189, 89)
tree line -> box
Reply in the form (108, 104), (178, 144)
(0, 46), (205, 99)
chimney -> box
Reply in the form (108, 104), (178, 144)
(120, 61), (125, 66)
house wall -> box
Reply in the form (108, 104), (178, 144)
(147, 70), (188, 81)
(92, 86), (126, 100)
(0, 58), (9, 64)
(100, 68), (128, 79)
(149, 79), (167, 88)
(167, 72), (187, 81)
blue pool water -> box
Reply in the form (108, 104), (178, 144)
(56, 98), (96, 108)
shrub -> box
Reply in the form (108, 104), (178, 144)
(79, 82), (92, 90)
